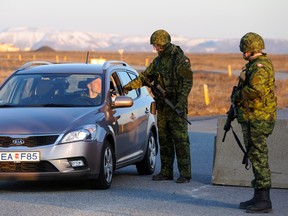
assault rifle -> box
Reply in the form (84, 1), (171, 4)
(144, 78), (192, 125)
(222, 85), (250, 169)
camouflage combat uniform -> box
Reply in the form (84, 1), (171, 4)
(233, 54), (277, 189)
(124, 42), (193, 179)
(227, 32), (276, 213)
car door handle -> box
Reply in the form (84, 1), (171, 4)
(145, 108), (149, 114)
(130, 113), (136, 120)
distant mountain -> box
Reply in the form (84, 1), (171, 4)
(0, 27), (287, 53)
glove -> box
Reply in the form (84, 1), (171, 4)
(174, 101), (186, 117)
(123, 85), (132, 94)
(232, 89), (244, 106)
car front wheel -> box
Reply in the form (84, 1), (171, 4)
(90, 140), (114, 189)
(136, 131), (157, 175)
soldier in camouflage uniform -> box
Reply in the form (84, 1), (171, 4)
(231, 32), (277, 213)
(123, 29), (193, 183)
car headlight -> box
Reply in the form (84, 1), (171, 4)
(60, 124), (97, 143)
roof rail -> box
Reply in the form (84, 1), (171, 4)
(17, 61), (53, 70)
(102, 60), (129, 70)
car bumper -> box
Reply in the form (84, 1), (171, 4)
(0, 141), (102, 181)
(0, 169), (93, 181)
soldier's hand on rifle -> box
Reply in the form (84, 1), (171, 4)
(230, 86), (237, 101)
(123, 85), (132, 94)
(175, 102), (185, 117)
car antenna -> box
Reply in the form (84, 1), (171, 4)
(85, 51), (90, 64)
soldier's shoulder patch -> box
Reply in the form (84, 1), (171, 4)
(182, 58), (190, 65)
(257, 63), (263, 67)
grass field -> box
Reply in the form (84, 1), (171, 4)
(0, 51), (287, 116)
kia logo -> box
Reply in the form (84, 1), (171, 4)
(12, 139), (25, 145)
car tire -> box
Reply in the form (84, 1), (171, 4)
(136, 131), (157, 175)
(90, 140), (114, 189)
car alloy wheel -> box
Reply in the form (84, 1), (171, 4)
(136, 131), (157, 175)
(103, 145), (113, 183)
(91, 140), (114, 189)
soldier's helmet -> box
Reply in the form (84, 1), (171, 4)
(150, 29), (171, 46)
(239, 32), (265, 53)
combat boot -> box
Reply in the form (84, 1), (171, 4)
(152, 172), (173, 181)
(246, 189), (272, 213)
(176, 175), (191, 183)
(239, 189), (258, 209)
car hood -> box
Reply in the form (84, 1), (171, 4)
(0, 107), (101, 135)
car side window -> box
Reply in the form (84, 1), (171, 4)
(116, 71), (138, 100)
(109, 76), (120, 97)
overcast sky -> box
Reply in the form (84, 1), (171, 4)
(1, 0), (287, 40)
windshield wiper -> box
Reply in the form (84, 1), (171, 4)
(41, 104), (76, 107)
(0, 104), (18, 108)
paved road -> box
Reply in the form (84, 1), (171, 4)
(0, 109), (287, 216)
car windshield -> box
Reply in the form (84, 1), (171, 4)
(0, 74), (103, 107)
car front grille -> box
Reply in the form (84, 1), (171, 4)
(0, 161), (58, 172)
(0, 135), (59, 148)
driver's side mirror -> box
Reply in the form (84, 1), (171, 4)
(112, 96), (133, 108)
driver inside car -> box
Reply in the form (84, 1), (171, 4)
(87, 77), (102, 99)
(73, 77), (102, 105)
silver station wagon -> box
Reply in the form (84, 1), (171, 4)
(0, 60), (158, 189)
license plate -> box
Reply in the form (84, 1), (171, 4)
(0, 152), (40, 162)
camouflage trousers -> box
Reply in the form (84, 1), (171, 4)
(157, 106), (191, 178)
(240, 120), (275, 189)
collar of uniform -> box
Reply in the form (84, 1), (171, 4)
(159, 43), (172, 56)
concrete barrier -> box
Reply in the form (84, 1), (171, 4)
(212, 118), (288, 188)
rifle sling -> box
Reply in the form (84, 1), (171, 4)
(231, 126), (250, 170)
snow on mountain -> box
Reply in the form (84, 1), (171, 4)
(0, 27), (287, 53)
(32, 31), (113, 51)
(0, 27), (48, 50)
